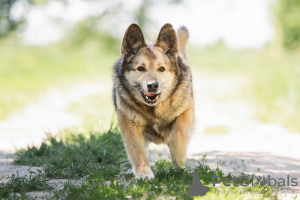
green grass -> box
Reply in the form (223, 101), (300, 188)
(14, 125), (127, 179)
(0, 125), (277, 199)
(0, 162), (277, 199)
(0, 172), (52, 199)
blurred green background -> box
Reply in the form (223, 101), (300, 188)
(0, 0), (299, 132)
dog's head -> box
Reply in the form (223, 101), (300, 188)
(121, 23), (179, 106)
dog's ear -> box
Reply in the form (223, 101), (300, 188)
(155, 23), (178, 56)
(121, 24), (146, 58)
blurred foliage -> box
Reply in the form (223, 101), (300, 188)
(28, 0), (49, 5)
(135, 0), (182, 31)
(0, 0), (19, 37)
(275, 0), (300, 50)
(65, 16), (119, 52)
(0, 0), (51, 37)
(0, 0), (183, 38)
(135, 0), (149, 30)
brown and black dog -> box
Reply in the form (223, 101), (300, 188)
(113, 23), (194, 179)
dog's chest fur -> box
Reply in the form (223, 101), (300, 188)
(115, 82), (192, 143)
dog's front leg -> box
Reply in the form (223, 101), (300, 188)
(168, 102), (194, 168)
(118, 110), (154, 179)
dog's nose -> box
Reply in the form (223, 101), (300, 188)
(147, 81), (159, 92)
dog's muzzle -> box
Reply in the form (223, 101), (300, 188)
(139, 80), (161, 105)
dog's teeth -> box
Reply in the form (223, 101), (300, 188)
(145, 95), (159, 102)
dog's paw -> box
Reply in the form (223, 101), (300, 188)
(135, 167), (155, 179)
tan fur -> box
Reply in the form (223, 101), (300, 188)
(113, 23), (194, 179)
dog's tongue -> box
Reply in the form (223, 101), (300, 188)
(143, 93), (156, 97)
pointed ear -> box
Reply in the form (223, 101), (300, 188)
(155, 23), (178, 56)
(121, 24), (146, 58)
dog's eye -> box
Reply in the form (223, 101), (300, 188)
(158, 67), (165, 72)
(137, 67), (146, 72)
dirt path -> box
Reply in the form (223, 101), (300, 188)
(0, 73), (299, 199)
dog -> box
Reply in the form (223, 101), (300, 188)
(113, 23), (194, 179)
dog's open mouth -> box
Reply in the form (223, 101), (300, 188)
(140, 92), (161, 105)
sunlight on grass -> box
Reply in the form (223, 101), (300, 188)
(0, 35), (118, 119)
(204, 125), (230, 135)
(250, 52), (300, 132)
(66, 92), (115, 131)
(189, 43), (300, 132)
